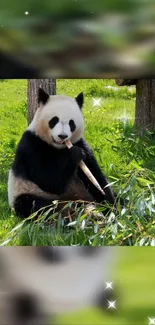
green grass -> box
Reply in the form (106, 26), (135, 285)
(1, 79), (155, 246)
(0, 79), (27, 239)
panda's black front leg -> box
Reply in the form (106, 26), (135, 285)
(69, 145), (86, 166)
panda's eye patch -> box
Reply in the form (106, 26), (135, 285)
(49, 116), (59, 129)
(79, 247), (100, 256)
(37, 247), (64, 264)
(69, 119), (76, 132)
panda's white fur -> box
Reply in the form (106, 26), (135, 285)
(0, 247), (117, 320)
(27, 94), (84, 149)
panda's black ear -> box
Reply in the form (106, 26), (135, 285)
(38, 87), (49, 105)
(75, 92), (84, 110)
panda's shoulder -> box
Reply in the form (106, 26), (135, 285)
(15, 131), (34, 153)
(17, 131), (44, 152)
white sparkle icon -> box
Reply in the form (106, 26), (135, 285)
(25, 11), (29, 15)
(148, 318), (155, 324)
(108, 300), (116, 309)
(93, 98), (101, 107)
(105, 282), (113, 290)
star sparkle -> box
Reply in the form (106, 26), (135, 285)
(148, 318), (155, 325)
(25, 11), (29, 15)
(107, 300), (116, 309)
(92, 98), (101, 107)
(105, 281), (113, 290)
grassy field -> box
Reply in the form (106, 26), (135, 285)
(1, 79), (155, 246)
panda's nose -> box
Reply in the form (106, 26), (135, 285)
(58, 134), (68, 140)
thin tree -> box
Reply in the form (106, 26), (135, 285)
(27, 79), (56, 124)
(116, 79), (155, 133)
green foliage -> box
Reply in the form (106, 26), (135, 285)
(1, 1), (155, 77)
(1, 79), (155, 246)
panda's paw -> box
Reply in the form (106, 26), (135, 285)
(70, 146), (86, 163)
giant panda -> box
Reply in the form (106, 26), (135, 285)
(0, 246), (118, 325)
(8, 88), (115, 220)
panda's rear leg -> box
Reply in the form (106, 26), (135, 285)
(14, 194), (54, 219)
(3, 292), (49, 325)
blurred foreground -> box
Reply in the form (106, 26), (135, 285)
(1, 0), (155, 77)
(0, 247), (155, 324)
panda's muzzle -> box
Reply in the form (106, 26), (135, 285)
(52, 136), (67, 145)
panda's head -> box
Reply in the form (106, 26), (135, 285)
(28, 88), (84, 149)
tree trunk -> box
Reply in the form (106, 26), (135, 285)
(135, 79), (155, 133)
(27, 79), (56, 124)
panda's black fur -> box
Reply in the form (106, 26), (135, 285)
(8, 88), (115, 219)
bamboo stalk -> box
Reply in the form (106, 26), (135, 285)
(65, 140), (105, 195)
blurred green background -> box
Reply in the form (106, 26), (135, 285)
(58, 247), (155, 325)
(1, 0), (155, 77)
